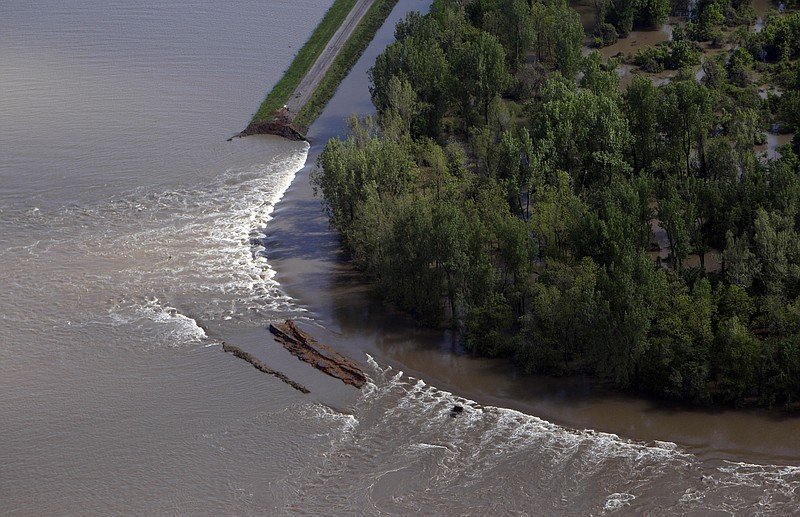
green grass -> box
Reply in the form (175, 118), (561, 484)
(251, 0), (358, 124)
(294, 0), (400, 128)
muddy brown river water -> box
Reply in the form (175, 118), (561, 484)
(1, 0), (799, 514)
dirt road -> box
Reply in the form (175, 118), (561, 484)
(285, 0), (377, 115)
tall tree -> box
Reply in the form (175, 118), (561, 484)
(368, 14), (451, 137)
(453, 31), (513, 126)
(753, 208), (799, 295)
(723, 230), (761, 289)
(483, 0), (534, 72)
(658, 177), (691, 271)
(529, 1), (584, 78)
(624, 75), (660, 174)
(658, 79), (716, 178)
(532, 75), (631, 190)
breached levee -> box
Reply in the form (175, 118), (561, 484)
(269, 319), (367, 388)
(222, 342), (311, 394)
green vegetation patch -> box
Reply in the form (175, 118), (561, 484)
(251, 0), (358, 124)
(313, 0), (800, 408)
(294, 0), (400, 127)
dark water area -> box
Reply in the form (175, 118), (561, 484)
(2, 0), (800, 515)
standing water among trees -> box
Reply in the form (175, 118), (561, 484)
(313, 0), (800, 407)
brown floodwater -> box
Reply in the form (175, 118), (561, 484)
(756, 131), (795, 159)
(2, 0), (799, 514)
(573, 0), (676, 89)
(259, 2), (800, 513)
(271, 137), (796, 463)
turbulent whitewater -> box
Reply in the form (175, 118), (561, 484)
(269, 357), (800, 515)
(1, 0), (798, 515)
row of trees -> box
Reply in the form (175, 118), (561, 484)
(313, 0), (800, 406)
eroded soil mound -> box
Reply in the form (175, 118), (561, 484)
(269, 319), (367, 389)
(238, 108), (308, 141)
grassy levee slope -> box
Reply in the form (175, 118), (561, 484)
(293, 0), (400, 128)
(251, 0), (357, 124)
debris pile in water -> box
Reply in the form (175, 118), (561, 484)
(269, 319), (367, 389)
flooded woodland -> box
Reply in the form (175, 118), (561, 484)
(3, 0), (800, 514)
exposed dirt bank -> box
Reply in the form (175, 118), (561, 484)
(270, 319), (367, 388)
(237, 109), (308, 141)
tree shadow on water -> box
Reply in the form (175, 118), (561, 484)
(258, 197), (342, 264)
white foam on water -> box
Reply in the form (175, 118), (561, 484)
(274, 357), (692, 514)
(305, 403), (360, 436)
(704, 461), (800, 510)
(603, 492), (636, 512)
(288, 356), (800, 515)
(137, 297), (208, 341)
(108, 296), (209, 349)
(4, 139), (314, 353)
(672, 460), (800, 515)
(98, 142), (310, 326)
(363, 359), (690, 465)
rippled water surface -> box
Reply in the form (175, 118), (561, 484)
(1, 1), (335, 514)
(2, 1), (799, 515)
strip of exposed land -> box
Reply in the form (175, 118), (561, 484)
(285, 0), (374, 117)
(270, 320), (367, 389)
(239, 0), (398, 140)
(222, 342), (310, 393)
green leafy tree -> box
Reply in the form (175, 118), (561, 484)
(658, 79), (716, 177)
(658, 177), (691, 271)
(598, 249), (668, 387)
(312, 115), (416, 242)
(576, 177), (654, 266)
(695, 1), (725, 41)
(466, 292), (517, 356)
(550, 4), (585, 79)
(531, 75), (631, 189)
(645, 276), (713, 402)
(519, 258), (608, 374)
(723, 232), (760, 289)
(727, 106), (760, 176)
(490, 0), (535, 71)
(603, 0), (635, 37)
(668, 40), (702, 69)
(582, 52), (623, 97)
(686, 176), (712, 270)
(726, 46), (754, 87)
(715, 283), (755, 325)
(635, 0), (671, 28)
(453, 31), (513, 126)
(753, 208), (800, 295)
(714, 317), (760, 403)
(368, 15), (451, 137)
(761, 334), (800, 407)
(529, 170), (582, 259)
(381, 75), (422, 139)
(625, 75), (661, 174)
(530, 1), (584, 78)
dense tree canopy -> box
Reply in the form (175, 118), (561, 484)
(315, 0), (800, 407)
